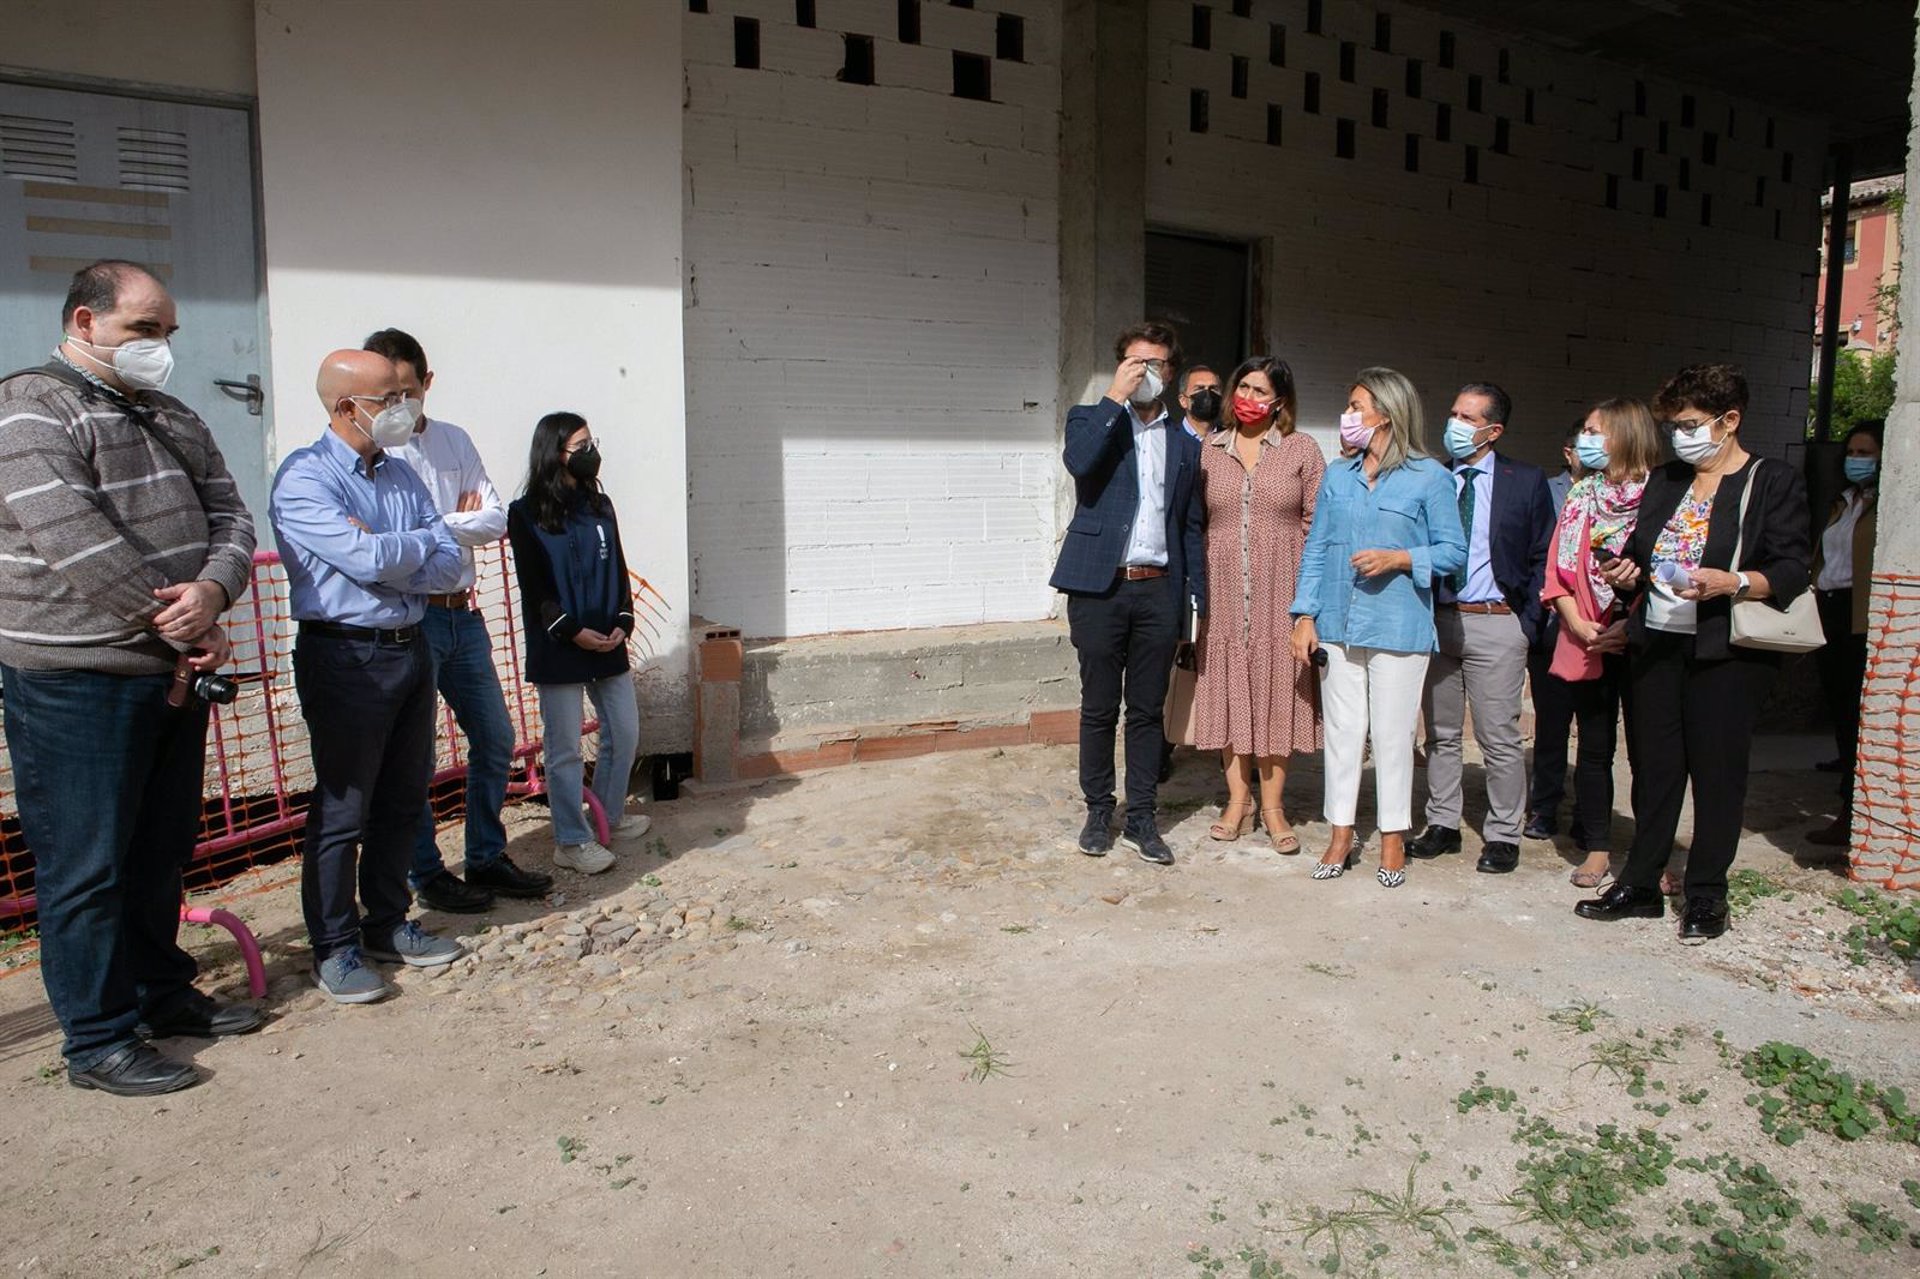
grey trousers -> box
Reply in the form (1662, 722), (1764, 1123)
(1420, 606), (1528, 844)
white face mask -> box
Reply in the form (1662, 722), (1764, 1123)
(1132, 365), (1165, 405)
(352, 397), (422, 449)
(1670, 415), (1727, 467)
(68, 333), (174, 392)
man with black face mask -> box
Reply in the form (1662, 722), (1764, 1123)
(1177, 365), (1223, 443)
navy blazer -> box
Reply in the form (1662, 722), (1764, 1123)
(1049, 397), (1206, 617)
(1455, 450), (1556, 648)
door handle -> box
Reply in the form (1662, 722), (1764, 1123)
(214, 374), (264, 417)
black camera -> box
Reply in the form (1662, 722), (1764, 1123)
(167, 654), (238, 707)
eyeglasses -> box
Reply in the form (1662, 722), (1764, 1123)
(564, 437), (599, 455)
(1657, 412), (1726, 434)
(348, 392), (409, 410)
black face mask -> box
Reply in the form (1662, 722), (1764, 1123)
(1187, 388), (1221, 423)
(566, 444), (602, 482)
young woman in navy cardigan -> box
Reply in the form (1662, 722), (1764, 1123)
(508, 412), (648, 875)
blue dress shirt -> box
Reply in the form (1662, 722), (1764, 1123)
(1436, 449), (1499, 604)
(1291, 454), (1467, 653)
(269, 430), (465, 627)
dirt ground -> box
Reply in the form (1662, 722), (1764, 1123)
(2, 734), (1916, 1279)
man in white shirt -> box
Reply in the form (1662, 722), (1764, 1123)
(365, 330), (553, 910)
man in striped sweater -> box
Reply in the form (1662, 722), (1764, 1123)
(0, 260), (259, 1097)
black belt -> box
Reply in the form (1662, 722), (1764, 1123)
(299, 620), (419, 645)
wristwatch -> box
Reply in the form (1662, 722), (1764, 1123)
(1733, 571), (1752, 599)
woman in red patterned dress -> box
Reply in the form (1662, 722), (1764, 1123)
(1191, 357), (1326, 852)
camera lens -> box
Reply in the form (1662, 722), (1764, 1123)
(192, 673), (239, 706)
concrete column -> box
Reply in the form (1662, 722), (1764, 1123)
(1850, 1), (1920, 891)
(1054, 0), (1149, 551)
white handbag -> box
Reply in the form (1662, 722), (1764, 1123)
(1727, 459), (1825, 654)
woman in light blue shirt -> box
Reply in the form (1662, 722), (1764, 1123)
(1290, 368), (1466, 887)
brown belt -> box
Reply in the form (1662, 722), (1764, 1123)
(1441, 600), (1512, 615)
(426, 592), (473, 611)
(1119, 565), (1168, 581)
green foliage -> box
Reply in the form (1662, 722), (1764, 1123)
(1457, 1072), (1521, 1114)
(1547, 1000), (1610, 1034)
(1725, 870), (1794, 919)
(1501, 1118), (1676, 1234)
(1813, 347), (1897, 441)
(1832, 887), (1920, 966)
(1740, 1041), (1918, 1146)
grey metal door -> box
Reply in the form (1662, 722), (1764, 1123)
(0, 81), (270, 534)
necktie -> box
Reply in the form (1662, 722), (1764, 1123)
(1448, 468), (1476, 594)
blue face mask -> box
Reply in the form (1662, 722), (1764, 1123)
(1575, 436), (1610, 472)
(1844, 457), (1879, 485)
(1443, 417), (1485, 460)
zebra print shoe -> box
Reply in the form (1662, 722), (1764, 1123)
(1377, 865), (1407, 889)
(1312, 846), (1360, 880)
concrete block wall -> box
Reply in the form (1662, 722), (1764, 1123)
(1143, 0), (1829, 464)
(683, 0), (1064, 639)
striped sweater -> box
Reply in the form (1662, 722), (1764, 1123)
(0, 364), (256, 675)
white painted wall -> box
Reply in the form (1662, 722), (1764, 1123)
(254, 0), (692, 746)
(3, 0), (256, 97)
(1143, 0), (1827, 464)
(682, 0), (1062, 639)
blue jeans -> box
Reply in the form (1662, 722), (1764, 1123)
(410, 606), (515, 885)
(1, 664), (206, 1069)
(539, 674), (639, 846)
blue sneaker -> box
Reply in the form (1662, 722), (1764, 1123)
(313, 947), (391, 1004)
(362, 920), (463, 968)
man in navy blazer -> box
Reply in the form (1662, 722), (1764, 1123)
(1409, 382), (1556, 873)
(1050, 321), (1205, 866)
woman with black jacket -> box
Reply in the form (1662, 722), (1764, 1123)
(1574, 365), (1811, 943)
(508, 412), (647, 876)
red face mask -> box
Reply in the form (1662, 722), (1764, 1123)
(1231, 394), (1273, 425)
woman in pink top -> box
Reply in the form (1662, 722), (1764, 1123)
(1540, 398), (1661, 887)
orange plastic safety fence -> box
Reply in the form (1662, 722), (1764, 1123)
(1850, 570), (1920, 891)
(0, 540), (671, 948)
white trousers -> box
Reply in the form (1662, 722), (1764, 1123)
(1320, 642), (1431, 832)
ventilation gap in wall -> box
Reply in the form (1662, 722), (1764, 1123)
(1435, 101), (1451, 141)
(1372, 88), (1388, 128)
(1192, 4), (1212, 50)
(1438, 30), (1455, 68)
(1233, 0), (1251, 16)
(1765, 116), (1776, 147)
(1307, 0), (1323, 35)
(1701, 132), (1718, 164)
(997, 13), (1025, 62)
(1269, 22), (1286, 66)
(1632, 147), (1644, 180)
(1726, 107), (1737, 137)
(1190, 88), (1210, 132)
(1781, 151), (1793, 181)
(898, 0), (921, 43)
(734, 17), (760, 69)
(840, 34), (875, 85)
(796, 0), (815, 27)
(689, 0), (708, 12)
(1634, 81), (1647, 116)
(1613, 111), (1624, 143)
(1493, 117), (1509, 154)
(1467, 74), (1482, 112)
(1678, 158), (1691, 190)
(1653, 183), (1668, 217)
(1375, 13), (1392, 52)
(1304, 72), (1321, 114)
(1267, 104), (1283, 146)
(1339, 41), (1355, 83)
(951, 0), (974, 7)
(1232, 56), (1249, 99)
(1404, 133), (1419, 172)
(954, 51), (991, 100)
(1464, 144), (1479, 184)
(1657, 121), (1669, 154)
(1524, 89), (1535, 125)
(1605, 174), (1619, 209)
(1700, 194), (1713, 227)
(1774, 209), (1783, 239)
(1497, 48), (1510, 84)
(1681, 94), (1695, 127)
(1405, 58), (1422, 99)
(1753, 175), (1767, 206)
(1336, 118), (1355, 160)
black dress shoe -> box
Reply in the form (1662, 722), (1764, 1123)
(1122, 822), (1175, 866)
(1406, 825), (1461, 860)
(414, 869), (495, 913)
(69, 1043), (200, 1096)
(1522, 813), (1556, 841)
(1814, 756), (1847, 774)
(137, 990), (264, 1040)
(1077, 809), (1115, 857)
(1477, 841), (1521, 874)
(1679, 897), (1730, 945)
(465, 855), (554, 899)
(1573, 882), (1666, 922)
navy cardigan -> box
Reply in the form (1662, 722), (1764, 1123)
(507, 493), (637, 686)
